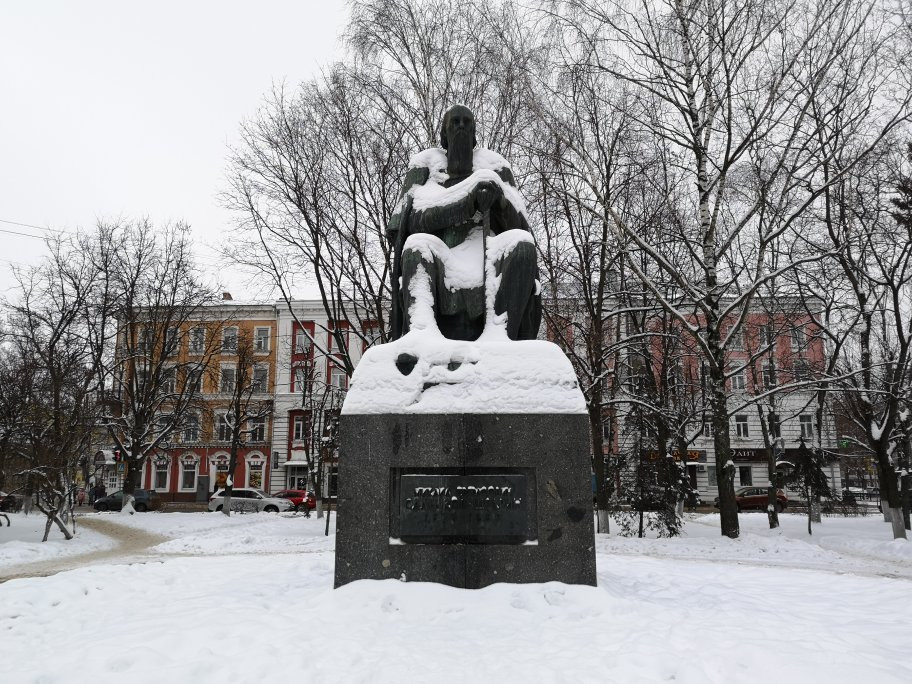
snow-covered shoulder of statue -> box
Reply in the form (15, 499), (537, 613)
(407, 148), (527, 217)
(407, 146), (510, 174)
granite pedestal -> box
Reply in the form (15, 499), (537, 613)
(334, 412), (597, 588)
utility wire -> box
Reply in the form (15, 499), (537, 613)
(0, 218), (68, 235)
(0, 226), (48, 240)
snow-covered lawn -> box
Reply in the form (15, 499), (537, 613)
(0, 513), (115, 571)
(0, 512), (909, 683)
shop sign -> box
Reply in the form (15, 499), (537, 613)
(644, 450), (703, 462)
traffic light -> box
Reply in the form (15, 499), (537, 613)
(113, 450), (121, 463)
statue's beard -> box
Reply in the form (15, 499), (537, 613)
(447, 130), (474, 176)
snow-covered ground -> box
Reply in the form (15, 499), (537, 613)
(0, 511), (909, 683)
(0, 512), (115, 571)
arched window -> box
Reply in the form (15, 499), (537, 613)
(179, 453), (200, 491)
(246, 452), (265, 489)
(153, 455), (171, 492)
(209, 453), (230, 491)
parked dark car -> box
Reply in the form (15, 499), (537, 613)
(0, 491), (23, 513)
(93, 489), (161, 512)
(713, 487), (788, 513)
(275, 489), (316, 512)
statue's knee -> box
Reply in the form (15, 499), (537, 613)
(402, 247), (432, 272)
(512, 240), (536, 263)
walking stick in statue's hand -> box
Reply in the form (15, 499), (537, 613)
(477, 181), (498, 328)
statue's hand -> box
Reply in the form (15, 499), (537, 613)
(475, 180), (502, 213)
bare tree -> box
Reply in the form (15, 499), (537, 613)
(2, 238), (103, 539)
(813, 142), (912, 539)
(92, 220), (223, 511)
(225, 0), (545, 367)
(219, 329), (274, 515)
(551, 0), (911, 537)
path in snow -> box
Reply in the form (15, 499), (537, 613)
(0, 517), (167, 582)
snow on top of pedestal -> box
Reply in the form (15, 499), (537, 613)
(341, 329), (587, 415)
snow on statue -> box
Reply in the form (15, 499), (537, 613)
(343, 105), (583, 415)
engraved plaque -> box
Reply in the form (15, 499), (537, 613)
(392, 472), (533, 544)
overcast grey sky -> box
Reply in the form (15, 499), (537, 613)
(0, 0), (346, 299)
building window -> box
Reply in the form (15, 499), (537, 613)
(249, 417), (266, 443)
(730, 368), (746, 391)
(762, 362), (777, 388)
(254, 327), (270, 353)
(136, 367), (150, 391)
(155, 413), (172, 434)
(734, 415), (749, 438)
(728, 327), (744, 351)
(252, 365), (268, 393)
(767, 413), (781, 440)
(222, 326), (238, 352)
(294, 329), (312, 355)
(216, 413), (231, 442)
(220, 366), (236, 393)
(189, 327), (205, 355)
(793, 360), (810, 383)
(707, 465), (717, 485)
(187, 367), (203, 393)
(154, 459), (169, 490)
(739, 466), (753, 486)
(800, 415), (814, 439)
(293, 415), (306, 443)
(162, 367), (176, 394)
(180, 458), (198, 490)
(165, 326), (179, 356)
(328, 464), (339, 497)
(137, 328), (154, 354)
(758, 324), (775, 350)
(702, 419), (713, 437)
(601, 422), (611, 440)
(791, 325), (806, 351)
(247, 459), (264, 489)
(293, 366), (308, 393)
(330, 365), (347, 389)
(183, 414), (200, 443)
(180, 462), (196, 490)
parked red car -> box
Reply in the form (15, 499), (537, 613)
(714, 487), (788, 513)
(275, 489), (316, 512)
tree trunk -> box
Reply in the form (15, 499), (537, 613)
(710, 366), (739, 538)
(589, 398), (609, 533)
(122, 452), (141, 513)
(901, 472), (911, 531)
(767, 484), (780, 530)
(875, 443), (906, 539)
(889, 508), (907, 539)
(597, 509), (610, 533)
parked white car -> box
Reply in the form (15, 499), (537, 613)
(207, 488), (293, 513)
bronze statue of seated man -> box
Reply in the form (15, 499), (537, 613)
(388, 104), (541, 343)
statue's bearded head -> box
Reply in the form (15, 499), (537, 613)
(440, 104), (477, 176)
